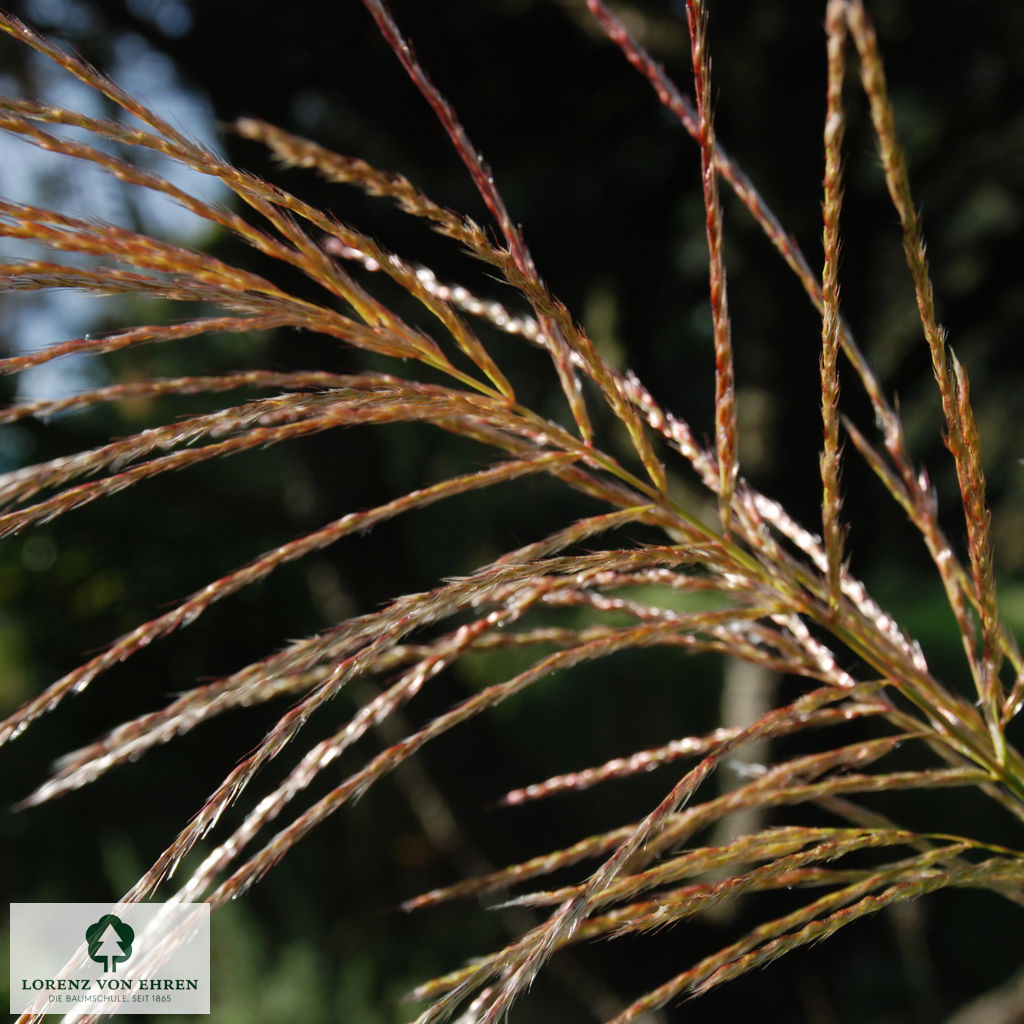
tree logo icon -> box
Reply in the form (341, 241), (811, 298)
(85, 915), (135, 972)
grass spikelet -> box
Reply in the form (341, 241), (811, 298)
(684, 0), (737, 533)
(950, 351), (1004, 758)
(819, 0), (848, 615)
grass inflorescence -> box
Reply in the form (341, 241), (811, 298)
(1, 2), (1022, 1022)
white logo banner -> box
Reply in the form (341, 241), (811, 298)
(10, 902), (210, 1016)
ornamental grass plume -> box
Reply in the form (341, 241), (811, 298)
(1, 1), (1023, 1022)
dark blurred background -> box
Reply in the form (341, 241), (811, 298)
(1, 1), (1023, 1021)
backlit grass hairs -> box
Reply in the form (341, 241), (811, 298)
(2, 1), (1023, 1021)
